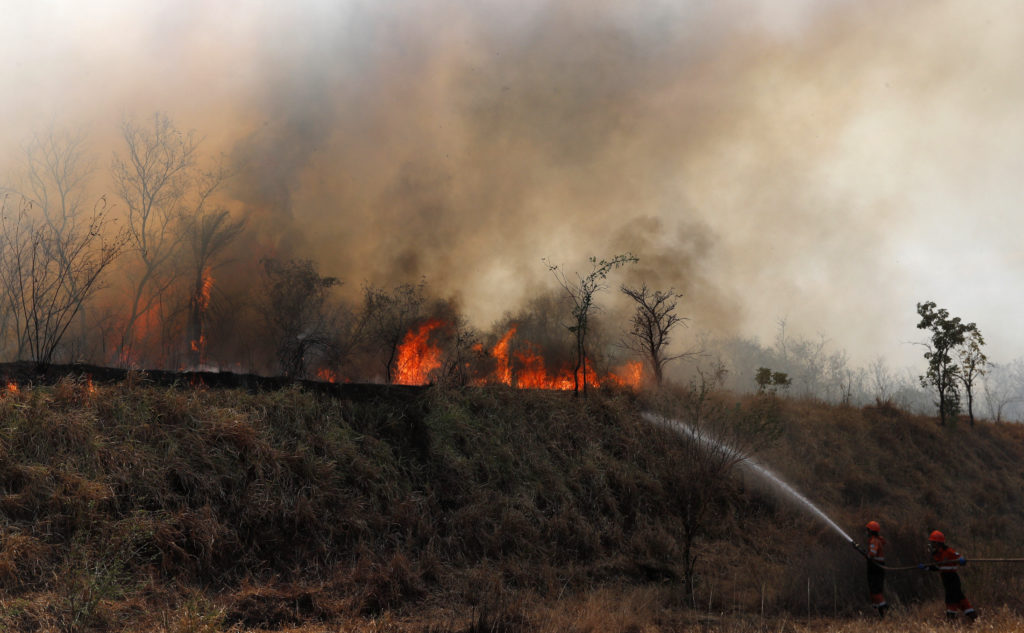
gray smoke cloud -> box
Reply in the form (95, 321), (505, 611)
(3, 0), (1024, 369)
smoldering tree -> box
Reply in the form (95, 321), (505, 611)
(620, 283), (695, 386)
(362, 280), (427, 384)
(184, 208), (246, 368)
(545, 253), (637, 395)
(112, 112), (226, 366)
(260, 258), (341, 379)
(0, 196), (127, 366)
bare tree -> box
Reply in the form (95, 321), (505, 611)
(2, 128), (101, 356)
(184, 208), (245, 368)
(957, 327), (987, 426)
(0, 196), (127, 366)
(112, 112), (224, 366)
(260, 258), (341, 379)
(620, 283), (694, 386)
(645, 364), (775, 601)
(545, 253), (637, 395)
(362, 280), (427, 383)
(983, 359), (1024, 423)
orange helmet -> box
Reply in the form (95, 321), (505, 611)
(928, 530), (945, 543)
(865, 521), (880, 532)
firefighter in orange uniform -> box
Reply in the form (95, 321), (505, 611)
(920, 530), (977, 622)
(864, 521), (888, 617)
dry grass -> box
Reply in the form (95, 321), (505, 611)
(3, 379), (1024, 631)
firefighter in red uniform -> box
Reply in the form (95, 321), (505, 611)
(864, 521), (888, 617)
(920, 530), (977, 622)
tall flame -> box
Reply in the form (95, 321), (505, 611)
(394, 319), (445, 385)
(491, 325), (516, 385)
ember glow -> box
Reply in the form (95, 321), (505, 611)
(317, 368), (339, 383)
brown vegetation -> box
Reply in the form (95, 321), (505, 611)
(1, 377), (1024, 632)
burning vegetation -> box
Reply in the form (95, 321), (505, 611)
(0, 118), (687, 393)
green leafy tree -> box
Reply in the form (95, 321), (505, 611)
(754, 366), (791, 394)
(545, 253), (638, 395)
(916, 301), (980, 426)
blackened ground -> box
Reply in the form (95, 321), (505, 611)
(0, 361), (427, 402)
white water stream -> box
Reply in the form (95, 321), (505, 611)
(642, 412), (854, 544)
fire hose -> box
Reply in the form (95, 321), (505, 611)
(850, 540), (1024, 570)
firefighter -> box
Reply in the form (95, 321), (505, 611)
(919, 530), (977, 622)
(864, 520), (888, 618)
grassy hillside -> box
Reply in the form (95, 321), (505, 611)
(2, 376), (1024, 631)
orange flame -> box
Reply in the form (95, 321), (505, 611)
(317, 368), (338, 383)
(198, 267), (214, 311)
(394, 319), (445, 385)
(392, 319), (643, 391)
(607, 361), (644, 390)
(189, 268), (215, 363)
(491, 325), (516, 385)
(513, 346), (599, 390)
(5, 382), (18, 394)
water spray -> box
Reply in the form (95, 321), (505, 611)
(643, 412), (1024, 572)
(642, 412), (856, 543)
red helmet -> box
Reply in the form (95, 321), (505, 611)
(865, 521), (881, 532)
(928, 530), (945, 543)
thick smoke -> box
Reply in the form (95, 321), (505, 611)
(3, 0), (1024, 371)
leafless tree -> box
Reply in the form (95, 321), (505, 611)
(260, 258), (341, 379)
(545, 253), (637, 395)
(184, 208), (245, 368)
(112, 112), (225, 366)
(361, 280), (427, 383)
(983, 359), (1024, 423)
(957, 327), (987, 426)
(645, 363), (773, 601)
(620, 283), (695, 386)
(0, 196), (127, 366)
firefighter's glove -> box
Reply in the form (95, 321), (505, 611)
(958, 557), (967, 566)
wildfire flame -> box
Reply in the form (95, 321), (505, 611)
(490, 325), (516, 385)
(394, 319), (445, 385)
(189, 268), (215, 363)
(198, 267), (214, 311)
(393, 321), (644, 390)
(5, 382), (18, 394)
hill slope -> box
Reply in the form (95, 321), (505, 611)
(2, 377), (1024, 631)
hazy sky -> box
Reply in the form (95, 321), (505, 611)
(2, 0), (1022, 369)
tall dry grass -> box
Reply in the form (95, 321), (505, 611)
(2, 377), (1024, 631)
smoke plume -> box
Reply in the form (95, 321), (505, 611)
(3, 0), (1024, 370)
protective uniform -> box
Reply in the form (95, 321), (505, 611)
(926, 531), (976, 622)
(865, 521), (888, 617)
